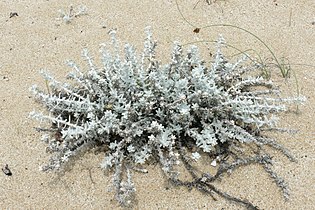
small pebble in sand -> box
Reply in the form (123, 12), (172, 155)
(9, 12), (18, 18)
(2, 164), (12, 176)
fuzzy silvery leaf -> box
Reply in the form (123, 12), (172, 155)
(191, 152), (201, 161)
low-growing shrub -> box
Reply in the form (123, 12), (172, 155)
(30, 27), (305, 209)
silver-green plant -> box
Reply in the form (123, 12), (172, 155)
(30, 27), (305, 209)
(58, 5), (87, 24)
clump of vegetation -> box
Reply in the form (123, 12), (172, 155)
(30, 27), (305, 209)
(58, 5), (87, 24)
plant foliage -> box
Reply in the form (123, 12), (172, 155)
(30, 27), (305, 209)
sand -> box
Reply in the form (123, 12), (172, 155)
(0, 0), (314, 209)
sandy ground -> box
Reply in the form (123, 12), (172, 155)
(0, 0), (314, 209)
